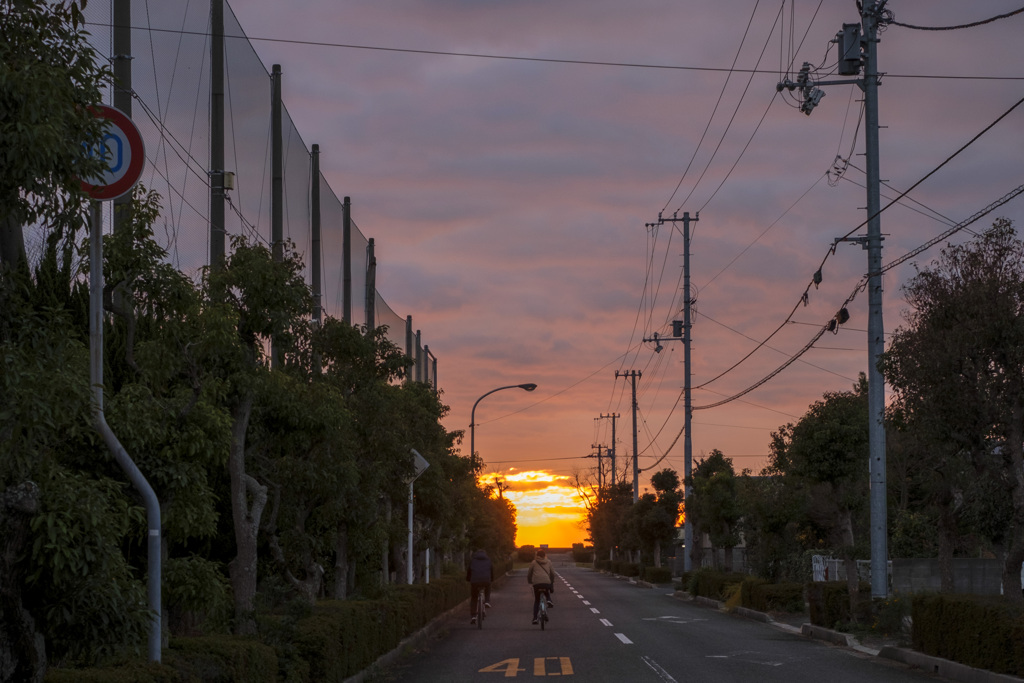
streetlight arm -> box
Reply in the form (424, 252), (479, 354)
(469, 382), (537, 466)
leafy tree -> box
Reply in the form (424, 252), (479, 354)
(881, 219), (1024, 604)
(687, 452), (740, 570)
(0, 0), (107, 274)
(578, 479), (632, 562)
(204, 235), (311, 633)
(768, 375), (870, 614)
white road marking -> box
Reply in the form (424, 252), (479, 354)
(641, 656), (678, 682)
(615, 632), (633, 645)
(600, 618), (612, 627)
(582, 600), (591, 605)
(590, 607), (600, 614)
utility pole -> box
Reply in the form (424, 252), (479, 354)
(209, 0), (225, 269)
(598, 413), (620, 485)
(616, 370), (642, 502)
(645, 211), (697, 572)
(270, 64), (283, 369)
(590, 444), (605, 488)
(778, 0), (889, 599)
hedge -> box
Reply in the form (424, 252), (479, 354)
(641, 566), (673, 584)
(805, 580), (871, 629)
(688, 569), (747, 601)
(912, 593), (1024, 676)
(45, 574), (470, 683)
(739, 577), (804, 613)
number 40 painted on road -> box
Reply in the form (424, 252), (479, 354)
(480, 657), (574, 677)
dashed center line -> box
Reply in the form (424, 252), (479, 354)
(599, 618), (612, 627)
(615, 633), (633, 645)
(590, 607), (600, 614)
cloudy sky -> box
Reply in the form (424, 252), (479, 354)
(94, 2), (1024, 543)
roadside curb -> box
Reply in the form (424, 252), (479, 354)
(877, 647), (1024, 683)
(344, 571), (513, 683)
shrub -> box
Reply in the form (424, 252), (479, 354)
(688, 569), (746, 601)
(517, 545), (536, 562)
(806, 581), (871, 629)
(571, 543), (594, 563)
(642, 566), (673, 584)
(912, 593), (1024, 676)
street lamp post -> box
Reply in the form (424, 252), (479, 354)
(470, 383), (537, 465)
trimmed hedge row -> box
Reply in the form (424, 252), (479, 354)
(45, 574), (471, 683)
(912, 593), (1024, 676)
(739, 577), (804, 613)
(805, 580), (872, 629)
(687, 569), (747, 601)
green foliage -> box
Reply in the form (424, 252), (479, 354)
(687, 452), (739, 567)
(912, 594), (1024, 676)
(739, 577), (805, 613)
(0, 0), (109, 270)
(687, 569), (747, 601)
(642, 566), (672, 584)
(571, 543), (594, 563)
(517, 545), (536, 562)
(165, 556), (233, 636)
(806, 580), (871, 629)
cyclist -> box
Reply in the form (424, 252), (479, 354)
(527, 549), (556, 624)
(466, 549), (493, 625)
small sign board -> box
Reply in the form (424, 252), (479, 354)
(80, 105), (145, 201)
(407, 448), (430, 483)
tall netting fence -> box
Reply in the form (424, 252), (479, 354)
(73, 0), (434, 384)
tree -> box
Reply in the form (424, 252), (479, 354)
(205, 235), (311, 633)
(0, 0), (107, 274)
(768, 375), (870, 613)
(634, 469), (682, 568)
(687, 452), (740, 571)
(881, 219), (1024, 604)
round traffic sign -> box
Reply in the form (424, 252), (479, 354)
(80, 105), (146, 201)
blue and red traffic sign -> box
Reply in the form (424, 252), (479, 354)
(80, 105), (145, 201)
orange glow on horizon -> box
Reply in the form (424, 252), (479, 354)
(482, 469), (588, 548)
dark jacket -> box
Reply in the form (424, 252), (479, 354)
(466, 550), (494, 583)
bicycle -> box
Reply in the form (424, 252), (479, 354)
(535, 587), (551, 630)
(476, 587), (486, 629)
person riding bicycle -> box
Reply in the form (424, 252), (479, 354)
(467, 549), (493, 624)
(527, 549), (556, 624)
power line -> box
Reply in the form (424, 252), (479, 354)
(84, 22), (1024, 81)
(691, 94), (1024, 394)
(889, 6), (1024, 31)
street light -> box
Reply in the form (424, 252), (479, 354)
(469, 383), (537, 466)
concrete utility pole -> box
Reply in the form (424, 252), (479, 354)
(645, 211), (697, 572)
(616, 370), (642, 502)
(778, 0), (889, 598)
(270, 64), (283, 369)
(209, 0), (225, 269)
(590, 444), (605, 488)
(112, 0), (131, 234)
(343, 196), (352, 323)
(311, 145), (322, 327)
(598, 413), (620, 485)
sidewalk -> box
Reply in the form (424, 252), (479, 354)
(674, 590), (1024, 683)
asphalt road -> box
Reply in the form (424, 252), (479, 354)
(369, 553), (949, 682)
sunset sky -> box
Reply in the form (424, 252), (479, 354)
(92, 2), (1024, 547)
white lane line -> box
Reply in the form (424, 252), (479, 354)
(599, 618), (612, 627)
(582, 600), (591, 605)
(576, 594), (584, 599)
(641, 655), (677, 682)
(614, 632), (633, 645)
(590, 607), (600, 614)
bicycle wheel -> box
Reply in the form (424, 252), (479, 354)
(477, 594), (484, 629)
(539, 604), (546, 631)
